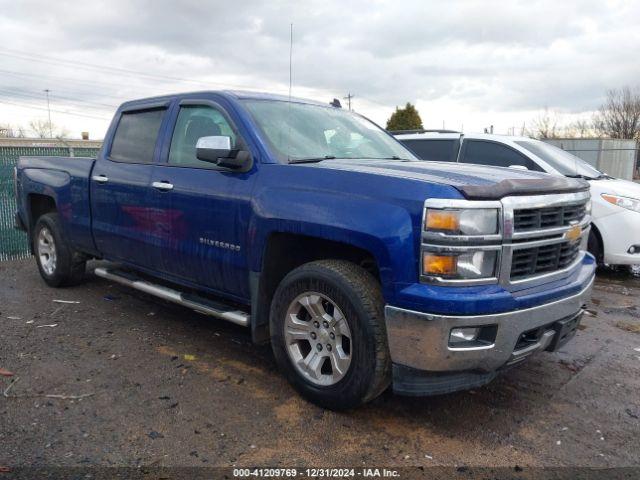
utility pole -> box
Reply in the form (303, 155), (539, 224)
(343, 93), (354, 110)
(43, 89), (53, 138)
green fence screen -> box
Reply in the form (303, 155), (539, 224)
(0, 146), (101, 261)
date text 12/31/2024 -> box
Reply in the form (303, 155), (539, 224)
(233, 468), (400, 478)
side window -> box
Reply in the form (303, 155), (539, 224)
(461, 140), (542, 171)
(400, 139), (457, 162)
(110, 108), (165, 163)
(168, 105), (237, 167)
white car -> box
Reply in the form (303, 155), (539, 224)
(395, 131), (640, 268)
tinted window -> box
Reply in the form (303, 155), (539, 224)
(169, 105), (237, 168)
(400, 139), (457, 162)
(461, 140), (542, 171)
(110, 109), (165, 163)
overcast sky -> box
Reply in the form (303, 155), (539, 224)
(0, 0), (639, 139)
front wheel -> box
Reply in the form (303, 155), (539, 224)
(270, 260), (391, 410)
(33, 213), (86, 287)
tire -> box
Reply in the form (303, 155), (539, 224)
(33, 213), (86, 287)
(270, 260), (391, 410)
(587, 229), (603, 265)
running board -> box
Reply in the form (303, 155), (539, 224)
(94, 267), (250, 327)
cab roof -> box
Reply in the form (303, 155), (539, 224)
(394, 131), (533, 143)
(118, 90), (330, 110)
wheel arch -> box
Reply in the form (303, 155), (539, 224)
(589, 221), (605, 264)
(27, 194), (58, 253)
(249, 232), (384, 344)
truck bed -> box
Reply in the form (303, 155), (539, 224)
(16, 155), (97, 255)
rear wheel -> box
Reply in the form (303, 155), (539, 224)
(33, 213), (86, 287)
(270, 260), (391, 410)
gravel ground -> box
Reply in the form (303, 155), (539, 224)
(1, 258), (639, 473)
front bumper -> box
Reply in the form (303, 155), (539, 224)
(385, 275), (593, 393)
(594, 209), (640, 265)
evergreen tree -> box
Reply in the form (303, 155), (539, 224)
(386, 103), (423, 131)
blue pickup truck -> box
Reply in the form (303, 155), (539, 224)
(14, 91), (595, 409)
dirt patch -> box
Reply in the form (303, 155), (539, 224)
(1, 259), (639, 468)
(616, 320), (640, 334)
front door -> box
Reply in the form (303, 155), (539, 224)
(150, 100), (256, 300)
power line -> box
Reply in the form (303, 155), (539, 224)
(0, 47), (279, 92)
(0, 50), (399, 116)
(0, 67), (155, 96)
(0, 85), (118, 109)
(0, 88), (116, 117)
(0, 98), (112, 120)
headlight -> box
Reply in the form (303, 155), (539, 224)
(422, 249), (498, 280)
(425, 208), (499, 236)
(602, 194), (640, 213)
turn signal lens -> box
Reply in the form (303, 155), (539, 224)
(425, 208), (498, 235)
(422, 250), (498, 280)
(423, 253), (456, 275)
(425, 210), (459, 232)
(602, 194), (640, 214)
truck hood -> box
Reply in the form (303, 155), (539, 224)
(307, 159), (589, 200)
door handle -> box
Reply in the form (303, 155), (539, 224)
(92, 174), (109, 183)
(152, 181), (174, 191)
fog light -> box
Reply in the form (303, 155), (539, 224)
(450, 327), (480, 343)
(628, 245), (640, 254)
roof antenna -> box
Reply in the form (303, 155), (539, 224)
(287, 23), (293, 162)
(289, 23), (293, 102)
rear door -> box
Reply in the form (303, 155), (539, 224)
(149, 98), (257, 300)
(90, 103), (170, 269)
(459, 139), (544, 171)
(400, 138), (459, 162)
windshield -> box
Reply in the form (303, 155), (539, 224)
(242, 100), (415, 163)
(515, 139), (604, 179)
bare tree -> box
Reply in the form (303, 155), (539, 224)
(527, 108), (560, 139)
(29, 119), (69, 139)
(0, 123), (26, 138)
(593, 86), (640, 139)
(0, 124), (15, 138)
(29, 119), (52, 138)
(562, 119), (595, 138)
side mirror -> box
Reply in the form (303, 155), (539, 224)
(195, 136), (251, 170)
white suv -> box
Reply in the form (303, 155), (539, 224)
(395, 131), (640, 268)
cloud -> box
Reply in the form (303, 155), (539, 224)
(0, 0), (638, 137)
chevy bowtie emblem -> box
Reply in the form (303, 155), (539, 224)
(565, 224), (582, 242)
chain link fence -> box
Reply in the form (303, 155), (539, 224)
(0, 146), (101, 261)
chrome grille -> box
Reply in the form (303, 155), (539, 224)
(420, 191), (590, 287)
(513, 204), (586, 232)
(510, 240), (581, 280)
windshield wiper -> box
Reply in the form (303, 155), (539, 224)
(359, 156), (413, 161)
(289, 155), (412, 164)
(289, 155), (336, 164)
(566, 174), (597, 180)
